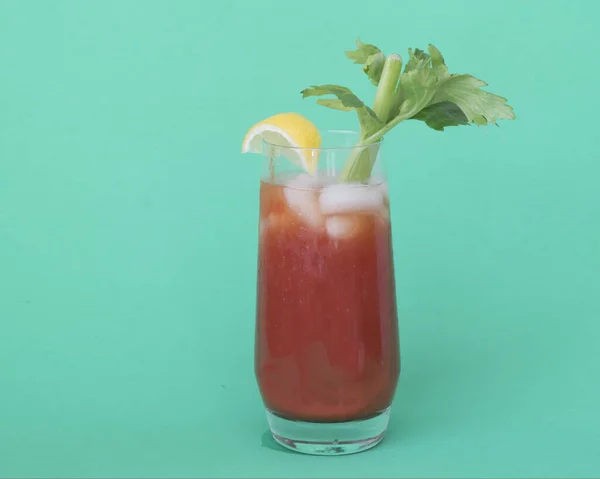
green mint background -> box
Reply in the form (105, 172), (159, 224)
(0, 0), (598, 477)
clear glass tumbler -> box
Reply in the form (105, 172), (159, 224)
(255, 130), (400, 455)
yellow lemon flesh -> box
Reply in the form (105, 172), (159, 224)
(241, 113), (322, 174)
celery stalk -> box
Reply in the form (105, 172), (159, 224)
(371, 54), (403, 123)
(339, 54), (402, 182)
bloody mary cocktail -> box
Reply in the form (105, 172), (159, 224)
(255, 171), (400, 430)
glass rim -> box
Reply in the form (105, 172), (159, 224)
(262, 129), (384, 151)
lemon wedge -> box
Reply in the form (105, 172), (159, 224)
(241, 113), (321, 174)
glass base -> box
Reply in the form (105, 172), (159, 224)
(265, 407), (391, 456)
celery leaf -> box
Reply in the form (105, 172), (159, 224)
(430, 74), (515, 125)
(345, 38), (386, 85)
(345, 37), (381, 64)
(412, 101), (469, 130)
(301, 85), (384, 138)
(390, 44), (515, 130)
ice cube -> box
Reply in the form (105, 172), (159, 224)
(293, 173), (323, 190)
(313, 172), (339, 188)
(319, 183), (384, 215)
(326, 216), (360, 239)
(368, 177), (389, 204)
(284, 184), (324, 229)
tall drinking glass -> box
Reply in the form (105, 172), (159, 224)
(255, 130), (400, 455)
